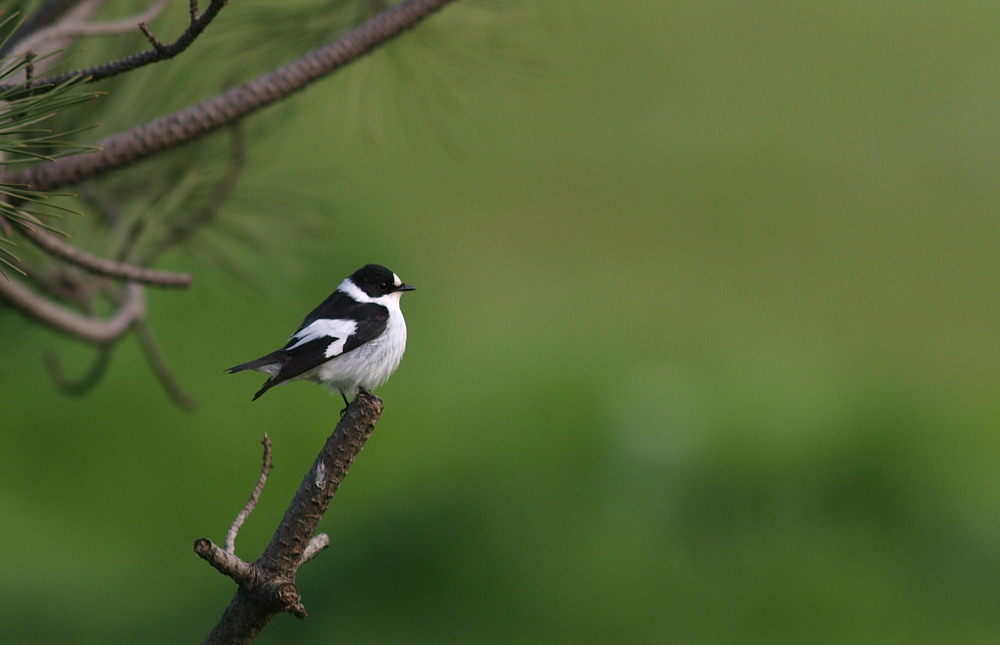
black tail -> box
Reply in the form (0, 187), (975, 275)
(227, 350), (284, 374)
(252, 379), (277, 401)
(228, 350), (285, 401)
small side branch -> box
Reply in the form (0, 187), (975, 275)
(194, 538), (255, 585)
(300, 534), (330, 566)
(17, 225), (193, 288)
(45, 343), (116, 396)
(133, 320), (198, 409)
(226, 434), (273, 553)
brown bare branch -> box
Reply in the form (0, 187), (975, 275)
(225, 434), (273, 553)
(8, 0), (458, 193)
(300, 534), (330, 565)
(0, 276), (144, 344)
(198, 393), (384, 644)
(17, 224), (193, 288)
(194, 538), (255, 585)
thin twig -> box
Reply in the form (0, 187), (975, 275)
(194, 538), (254, 584)
(44, 343), (116, 395)
(17, 224), (193, 288)
(10, 0), (171, 60)
(225, 434), (273, 553)
(133, 319), (198, 410)
(0, 276), (144, 344)
(300, 534), (330, 565)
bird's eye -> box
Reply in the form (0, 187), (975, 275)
(379, 281), (390, 290)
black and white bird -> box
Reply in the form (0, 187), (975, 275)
(228, 264), (415, 403)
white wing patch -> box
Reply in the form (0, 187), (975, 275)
(287, 318), (358, 358)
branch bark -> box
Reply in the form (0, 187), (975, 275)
(17, 225), (193, 288)
(7, 0), (458, 192)
(196, 392), (384, 644)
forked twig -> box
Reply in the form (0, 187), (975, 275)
(196, 394), (384, 642)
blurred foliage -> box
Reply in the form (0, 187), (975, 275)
(0, 34), (99, 273)
(3, 1), (1000, 643)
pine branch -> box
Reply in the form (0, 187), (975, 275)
(17, 224), (193, 287)
(7, 0), (458, 193)
(0, 0), (230, 96)
(196, 393), (384, 644)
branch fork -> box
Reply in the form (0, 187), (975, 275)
(196, 393), (384, 642)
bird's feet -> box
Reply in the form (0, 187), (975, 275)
(339, 388), (374, 416)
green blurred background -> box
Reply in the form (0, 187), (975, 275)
(3, 1), (1000, 642)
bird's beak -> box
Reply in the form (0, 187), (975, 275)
(399, 283), (417, 292)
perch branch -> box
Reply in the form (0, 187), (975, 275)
(198, 393), (384, 644)
(225, 433), (273, 553)
(0, 276), (144, 343)
(8, 0), (458, 192)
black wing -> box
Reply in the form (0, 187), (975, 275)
(248, 296), (389, 399)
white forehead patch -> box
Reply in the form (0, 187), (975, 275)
(392, 273), (402, 287)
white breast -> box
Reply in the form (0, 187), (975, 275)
(315, 298), (408, 396)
